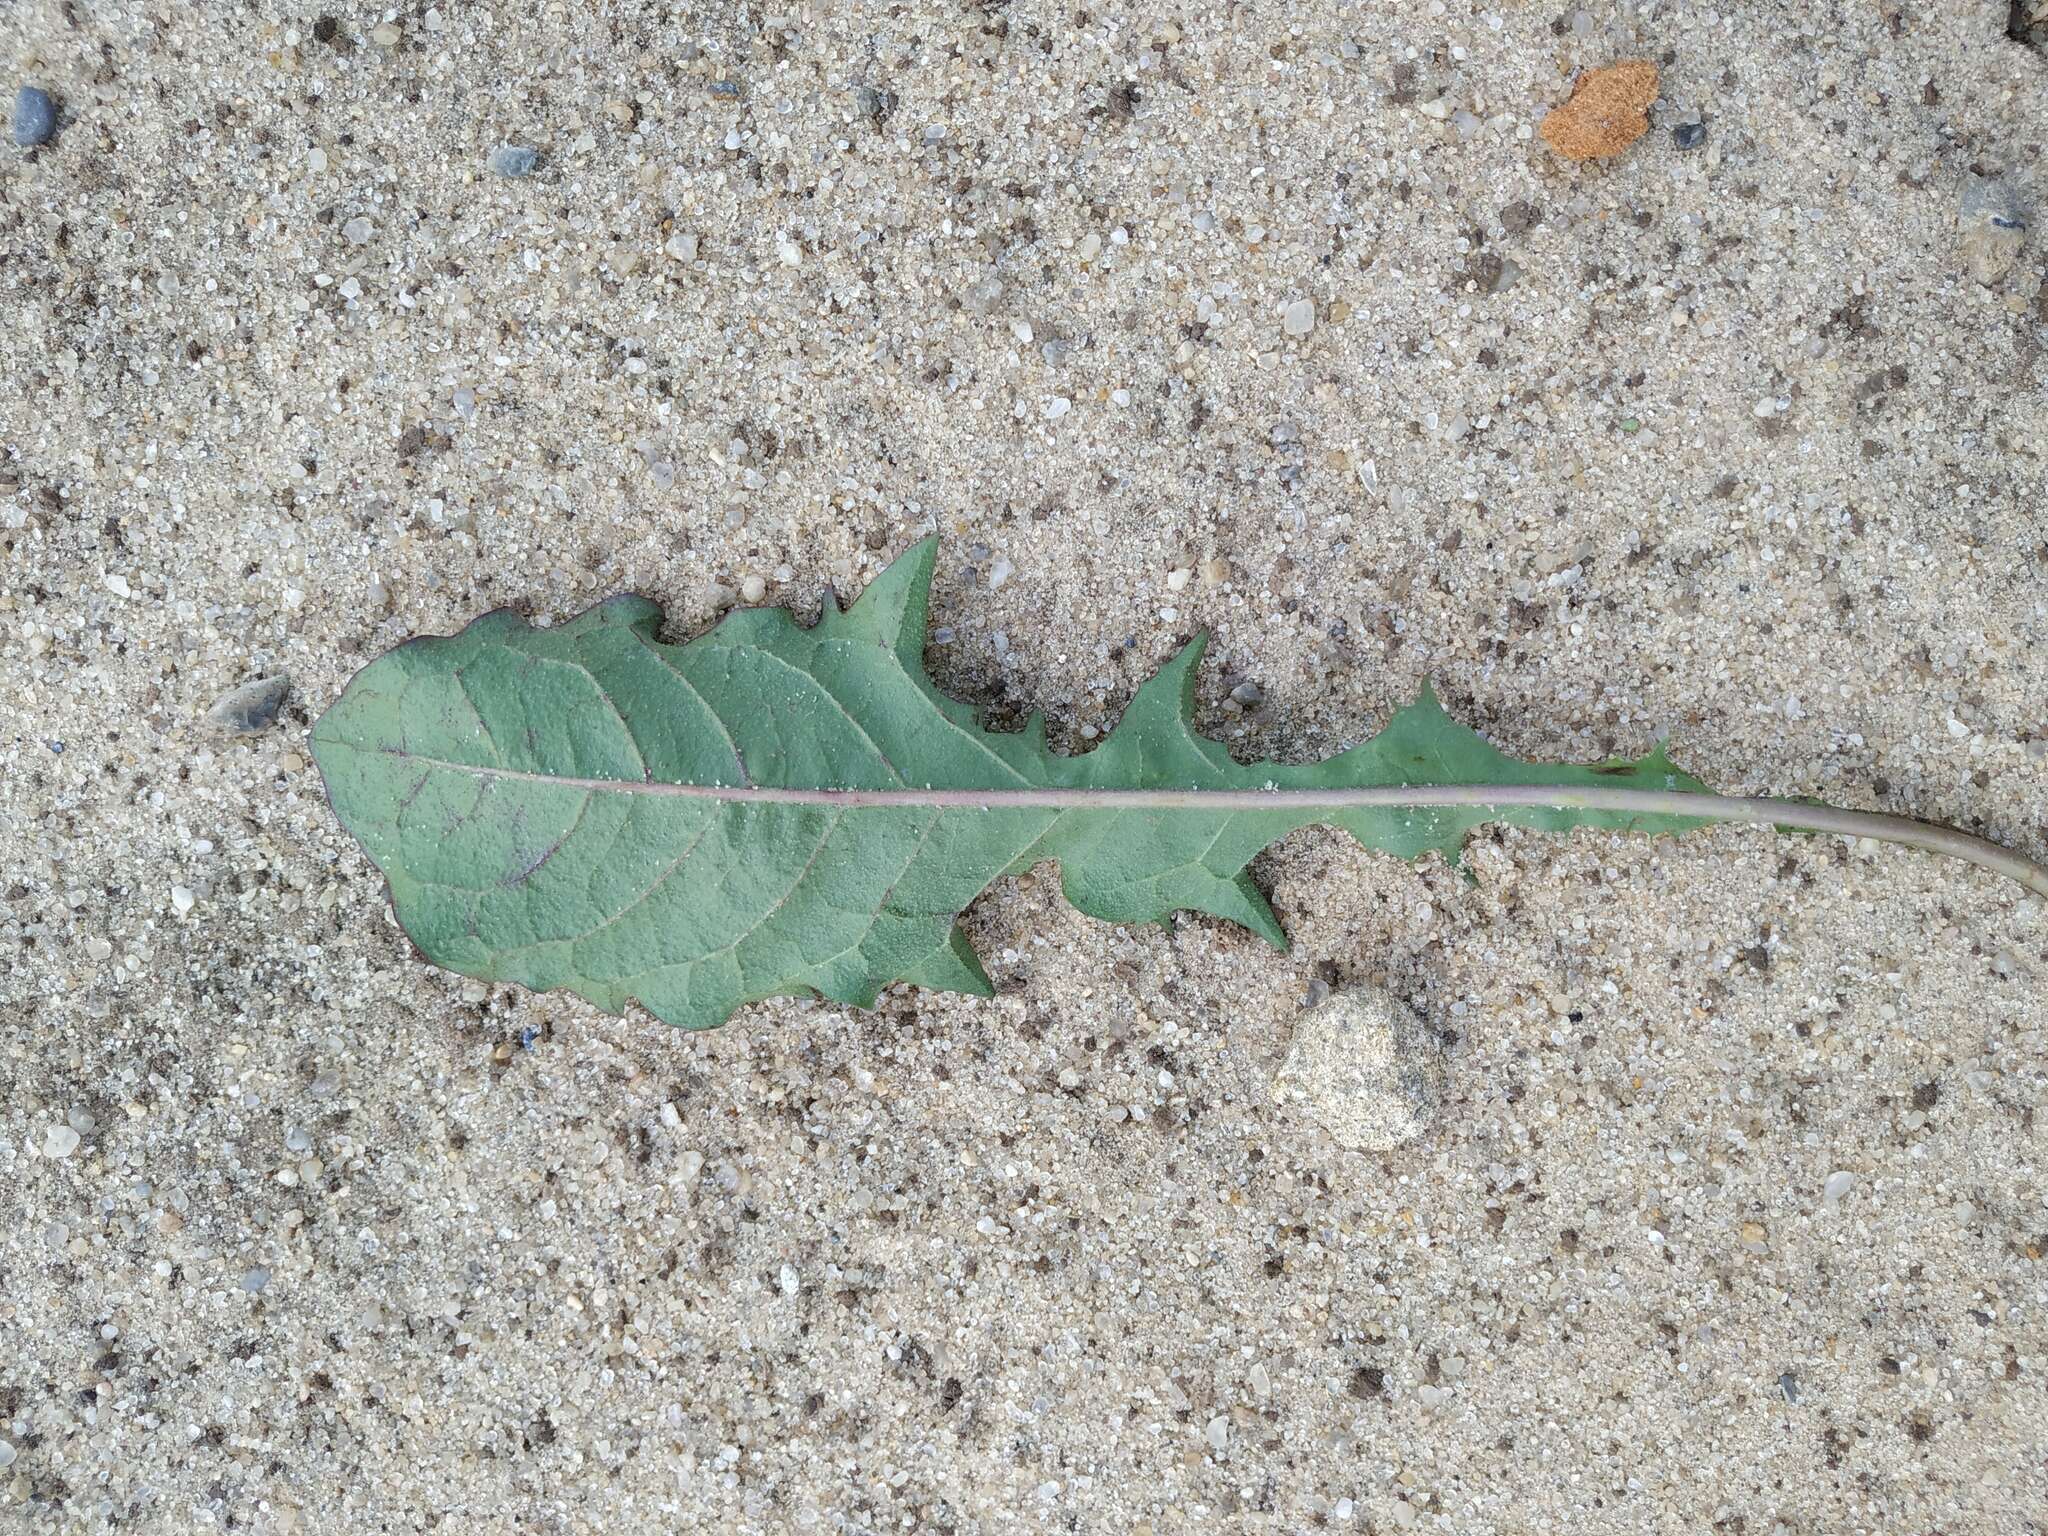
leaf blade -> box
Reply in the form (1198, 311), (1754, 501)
(306, 541), (1888, 1029)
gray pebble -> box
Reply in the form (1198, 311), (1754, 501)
(206, 674), (291, 735)
(241, 1267), (271, 1293)
(1957, 175), (2028, 286)
(12, 86), (57, 147)
(1672, 120), (1707, 151)
(488, 144), (538, 178)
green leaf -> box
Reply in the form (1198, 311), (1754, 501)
(311, 539), (2048, 1029)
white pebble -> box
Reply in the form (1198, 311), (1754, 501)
(665, 231), (698, 262)
(42, 1124), (81, 1159)
(1205, 1415), (1229, 1452)
(307, 147), (327, 173)
(779, 1263), (801, 1296)
(777, 237), (802, 266)
(1282, 298), (1316, 337)
(740, 575), (767, 603)
(1822, 1169), (1856, 1208)
(987, 557), (1014, 590)
(1166, 567), (1191, 592)
(1043, 396), (1071, 420)
(342, 216), (373, 245)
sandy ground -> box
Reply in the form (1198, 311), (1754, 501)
(4, 1), (2047, 1531)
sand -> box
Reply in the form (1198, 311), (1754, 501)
(3, 1), (2045, 1530)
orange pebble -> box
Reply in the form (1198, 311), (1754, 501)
(1539, 59), (1660, 161)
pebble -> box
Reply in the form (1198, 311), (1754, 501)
(1957, 175), (2028, 286)
(205, 674), (291, 735)
(1281, 298), (1316, 338)
(778, 1263), (800, 1296)
(488, 144), (538, 178)
(42, 1123), (82, 1159)
(1822, 1169), (1856, 1208)
(739, 575), (767, 603)
(1538, 59), (1659, 161)
(342, 216), (374, 245)
(371, 22), (401, 46)
(11, 86), (56, 148)
(665, 231), (699, 262)
(986, 557), (1014, 590)
(1273, 988), (1444, 1152)
(0, 1441), (12, 1469)
(1200, 557), (1231, 586)
(1673, 120), (1707, 151)
(242, 1267), (271, 1293)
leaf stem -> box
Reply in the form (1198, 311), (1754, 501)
(355, 749), (2048, 898)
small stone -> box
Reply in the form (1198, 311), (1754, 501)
(173, 886), (196, 922)
(1200, 557), (1231, 586)
(342, 215), (374, 245)
(67, 1106), (95, 1134)
(1538, 59), (1659, 162)
(1204, 1415), (1228, 1452)
(0, 1442), (13, 1470)
(779, 1263), (800, 1296)
(206, 674), (291, 735)
(11, 86), (56, 148)
(42, 1123), (81, 1159)
(1778, 1372), (1800, 1403)
(488, 144), (538, 178)
(987, 557), (1014, 591)
(665, 231), (699, 262)
(1672, 120), (1707, 151)
(1957, 175), (2028, 286)
(740, 575), (767, 603)
(1282, 298), (1316, 338)
(242, 1267), (271, 1293)
(1822, 1169), (1856, 1208)
(962, 275), (1005, 315)
(1165, 567), (1191, 592)
(1273, 988), (1444, 1151)
(371, 22), (401, 46)
(1230, 681), (1263, 707)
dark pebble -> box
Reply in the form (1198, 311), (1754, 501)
(1672, 120), (1707, 151)
(206, 674), (292, 735)
(12, 86), (57, 148)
